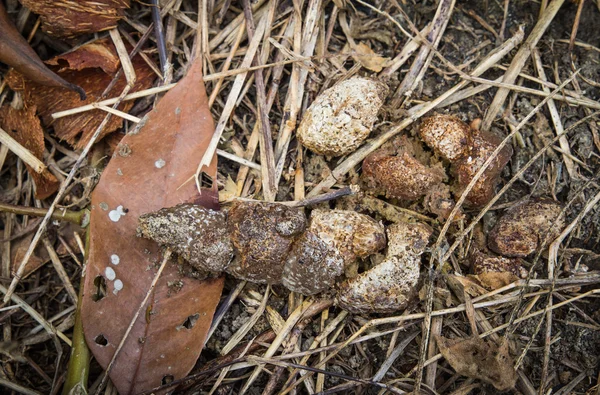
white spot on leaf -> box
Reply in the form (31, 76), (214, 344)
(155, 159), (166, 169)
(109, 206), (126, 222)
(105, 267), (116, 281)
(110, 254), (120, 265)
(113, 279), (123, 295)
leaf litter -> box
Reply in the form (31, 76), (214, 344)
(1, 1), (600, 395)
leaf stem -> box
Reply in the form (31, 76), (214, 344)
(0, 202), (88, 226)
(62, 229), (91, 395)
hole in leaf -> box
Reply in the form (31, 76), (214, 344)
(92, 275), (107, 302)
(162, 375), (174, 385)
(94, 334), (108, 346)
(179, 313), (200, 330)
(199, 172), (213, 189)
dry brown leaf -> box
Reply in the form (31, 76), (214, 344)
(0, 2), (84, 98)
(6, 37), (155, 148)
(80, 60), (223, 395)
(472, 272), (518, 291)
(19, 0), (130, 38)
(218, 175), (238, 202)
(435, 335), (517, 391)
(351, 42), (390, 72)
(446, 274), (489, 298)
(9, 234), (50, 279)
(0, 105), (59, 199)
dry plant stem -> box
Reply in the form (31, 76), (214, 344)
(207, 280), (246, 342)
(568, 0), (585, 54)
(380, 22), (432, 77)
(208, 21), (245, 108)
(3, 82), (132, 303)
(236, 17), (295, 195)
(94, 249), (172, 395)
(0, 281), (68, 392)
(425, 315), (443, 390)
(109, 29), (137, 86)
(42, 237), (78, 304)
(232, 186), (356, 207)
(281, 310), (348, 389)
(93, 104), (141, 123)
(0, 378), (41, 395)
(393, 0), (455, 102)
(373, 330), (420, 382)
(548, 191), (600, 281)
(242, 0), (277, 201)
(161, 283), (598, 395)
(195, 15), (268, 192)
(532, 49), (577, 179)
(481, 0), (566, 131)
(208, 0), (267, 51)
(307, 27), (525, 198)
(0, 127), (45, 173)
(262, 318), (309, 395)
(426, 72), (600, 113)
(0, 203), (87, 226)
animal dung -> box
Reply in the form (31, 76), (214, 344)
(226, 201), (307, 284)
(419, 113), (513, 208)
(336, 220), (432, 314)
(297, 76), (388, 157)
(419, 114), (472, 161)
(362, 150), (445, 201)
(137, 202), (429, 312)
(488, 198), (564, 257)
(137, 203), (233, 276)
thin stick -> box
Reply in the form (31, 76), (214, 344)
(242, 0), (277, 201)
(231, 185), (357, 207)
(216, 149), (261, 170)
(94, 249), (172, 395)
(531, 49), (578, 179)
(0, 126), (46, 173)
(481, 0), (566, 130)
(42, 237), (78, 305)
(150, 0), (169, 76)
(0, 202), (87, 226)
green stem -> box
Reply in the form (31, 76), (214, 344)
(62, 229), (91, 395)
(0, 202), (89, 226)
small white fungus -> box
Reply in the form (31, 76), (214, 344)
(109, 205), (126, 222)
(155, 159), (166, 169)
(105, 267), (116, 281)
(110, 254), (120, 265)
(113, 279), (123, 295)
